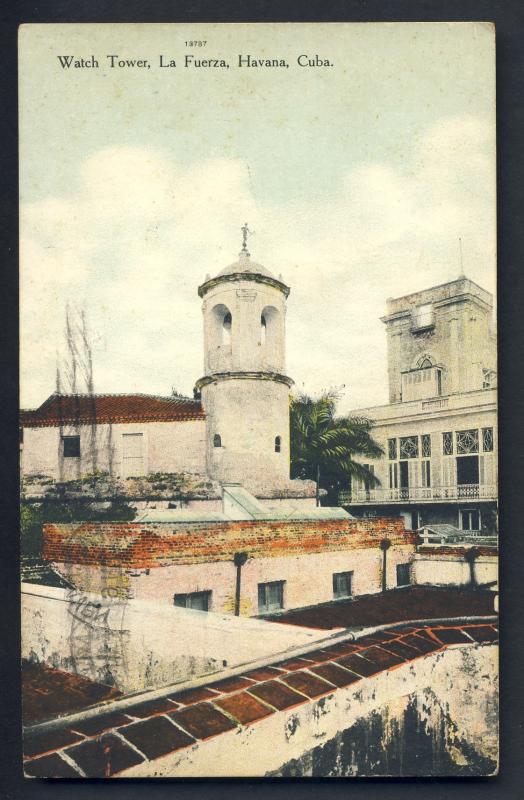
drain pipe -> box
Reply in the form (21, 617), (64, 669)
(233, 551), (248, 616)
(464, 546), (481, 589)
(380, 538), (391, 592)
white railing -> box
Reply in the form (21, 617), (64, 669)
(339, 484), (498, 504)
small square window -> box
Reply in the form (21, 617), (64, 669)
(258, 581), (285, 613)
(62, 435), (80, 458)
(174, 591), (211, 611)
(396, 563), (411, 587)
(333, 571), (353, 599)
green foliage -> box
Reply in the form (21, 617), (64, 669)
(290, 390), (384, 505)
(20, 498), (136, 559)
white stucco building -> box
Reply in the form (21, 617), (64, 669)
(20, 237), (315, 503)
(344, 277), (498, 536)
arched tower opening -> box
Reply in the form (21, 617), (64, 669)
(209, 303), (233, 348)
(222, 311), (232, 345)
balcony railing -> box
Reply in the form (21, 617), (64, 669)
(339, 484), (498, 505)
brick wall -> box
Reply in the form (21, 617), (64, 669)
(43, 517), (412, 569)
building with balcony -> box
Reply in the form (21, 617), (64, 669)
(343, 277), (498, 536)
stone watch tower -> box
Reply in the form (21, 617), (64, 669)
(195, 225), (293, 495)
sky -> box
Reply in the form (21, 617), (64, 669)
(19, 23), (496, 414)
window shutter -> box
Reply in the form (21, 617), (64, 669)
(408, 460), (419, 488)
(442, 458), (456, 490)
(480, 454), (493, 487)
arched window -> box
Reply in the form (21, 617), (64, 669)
(222, 312), (232, 345)
(260, 314), (267, 345)
(213, 434), (222, 448)
(418, 355), (433, 369)
(274, 435), (281, 453)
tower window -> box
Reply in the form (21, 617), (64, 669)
(213, 434), (222, 448)
(274, 435), (281, 453)
(482, 369), (496, 389)
(260, 314), (267, 345)
(222, 312), (232, 345)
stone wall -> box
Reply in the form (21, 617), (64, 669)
(21, 583), (319, 693)
(22, 418), (207, 481)
(201, 377), (292, 493)
(44, 516), (414, 615)
(43, 516), (411, 568)
(413, 546), (498, 588)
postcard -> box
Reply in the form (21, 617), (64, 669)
(19, 22), (498, 778)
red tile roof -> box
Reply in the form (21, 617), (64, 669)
(22, 619), (498, 777)
(20, 393), (205, 427)
(263, 586), (496, 630)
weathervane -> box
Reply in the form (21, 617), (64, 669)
(240, 222), (252, 256)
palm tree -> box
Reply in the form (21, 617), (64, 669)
(290, 391), (383, 506)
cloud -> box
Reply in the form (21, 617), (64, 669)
(20, 115), (495, 412)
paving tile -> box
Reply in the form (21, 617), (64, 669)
(247, 679), (307, 710)
(358, 646), (406, 669)
(416, 628), (442, 642)
(70, 711), (134, 737)
(335, 653), (383, 677)
(463, 625), (498, 643)
(400, 633), (441, 655)
(297, 649), (337, 663)
(65, 732), (145, 777)
(24, 727), (84, 758)
(242, 666), (285, 681)
(168, 687), (219, 705)
(379, 639), (422, 660)
(213, 691), (274, 725)
(169, 702), (237, 740)
(118, 716), (194, 759)
(273, 657), (316, 672)
(355, 634), (393, 647)
(125, 697), (180, 718)
(24, 752), (81, 778)
(431, 627), (473, 645)
(280, 670), (335, 698)
(309, 662), (362, 688)
(207, 676), (255, 693)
